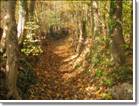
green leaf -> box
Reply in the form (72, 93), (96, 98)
(95, 69), (103, 78)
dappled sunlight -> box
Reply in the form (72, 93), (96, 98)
(62, 69), (82, 81)
(27, 33), (98, 100)
(0, 0), (133, 100)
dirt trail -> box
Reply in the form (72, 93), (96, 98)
(28, 36), (102, 100)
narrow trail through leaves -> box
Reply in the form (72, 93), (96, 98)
(28, 36), (104, 100)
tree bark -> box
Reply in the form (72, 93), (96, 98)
(92, 1), (100, 36)
(110, 0), (126, 65)
(17, 0), (27, 45)
(29, 0), (36, 19)
(130, 3), (133, 49)
(5, 0), (21, 99)
(0, 28), (3, 41)
(0, 1), (7, 52)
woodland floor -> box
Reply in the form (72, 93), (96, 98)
(28, 36), (107, 100)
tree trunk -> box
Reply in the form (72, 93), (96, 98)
(5, 0), (21, 99)
(102, 1), (110, 37)
(130, 3), (133, 49)
(18, 0), (35, 47)
(90, 0), (95, 37)
(29, 0), (36, 19)
(0, 1), (7, 52)
(110, 0), (126, 65)
(75, 22), (84, 54)
(0, 28), (3, 41)
(92, 1), (100, 36)
(17, 0), (27, 45)
(90, 0), (100, 49)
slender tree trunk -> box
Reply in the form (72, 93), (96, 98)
(93, 1), (99, 36)
(130, 3), (133, 49)
(29, 0), (36, 19)
(0, 1), (7, 52)
(17, 0), (27, 45)
(75, 22), (83, 54)
(90, 0), (94, 37)
(18, 0), (35, 47)
(5, 0), (21, 99)
(90, 0), (100, 47)
(110, 0), (126, 65)
(102, 1), (110, 37)
(0, 28), (3, 41)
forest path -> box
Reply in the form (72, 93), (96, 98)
(28, 36), (102, 100)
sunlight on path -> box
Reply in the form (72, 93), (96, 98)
(28, 36), (102, 100)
